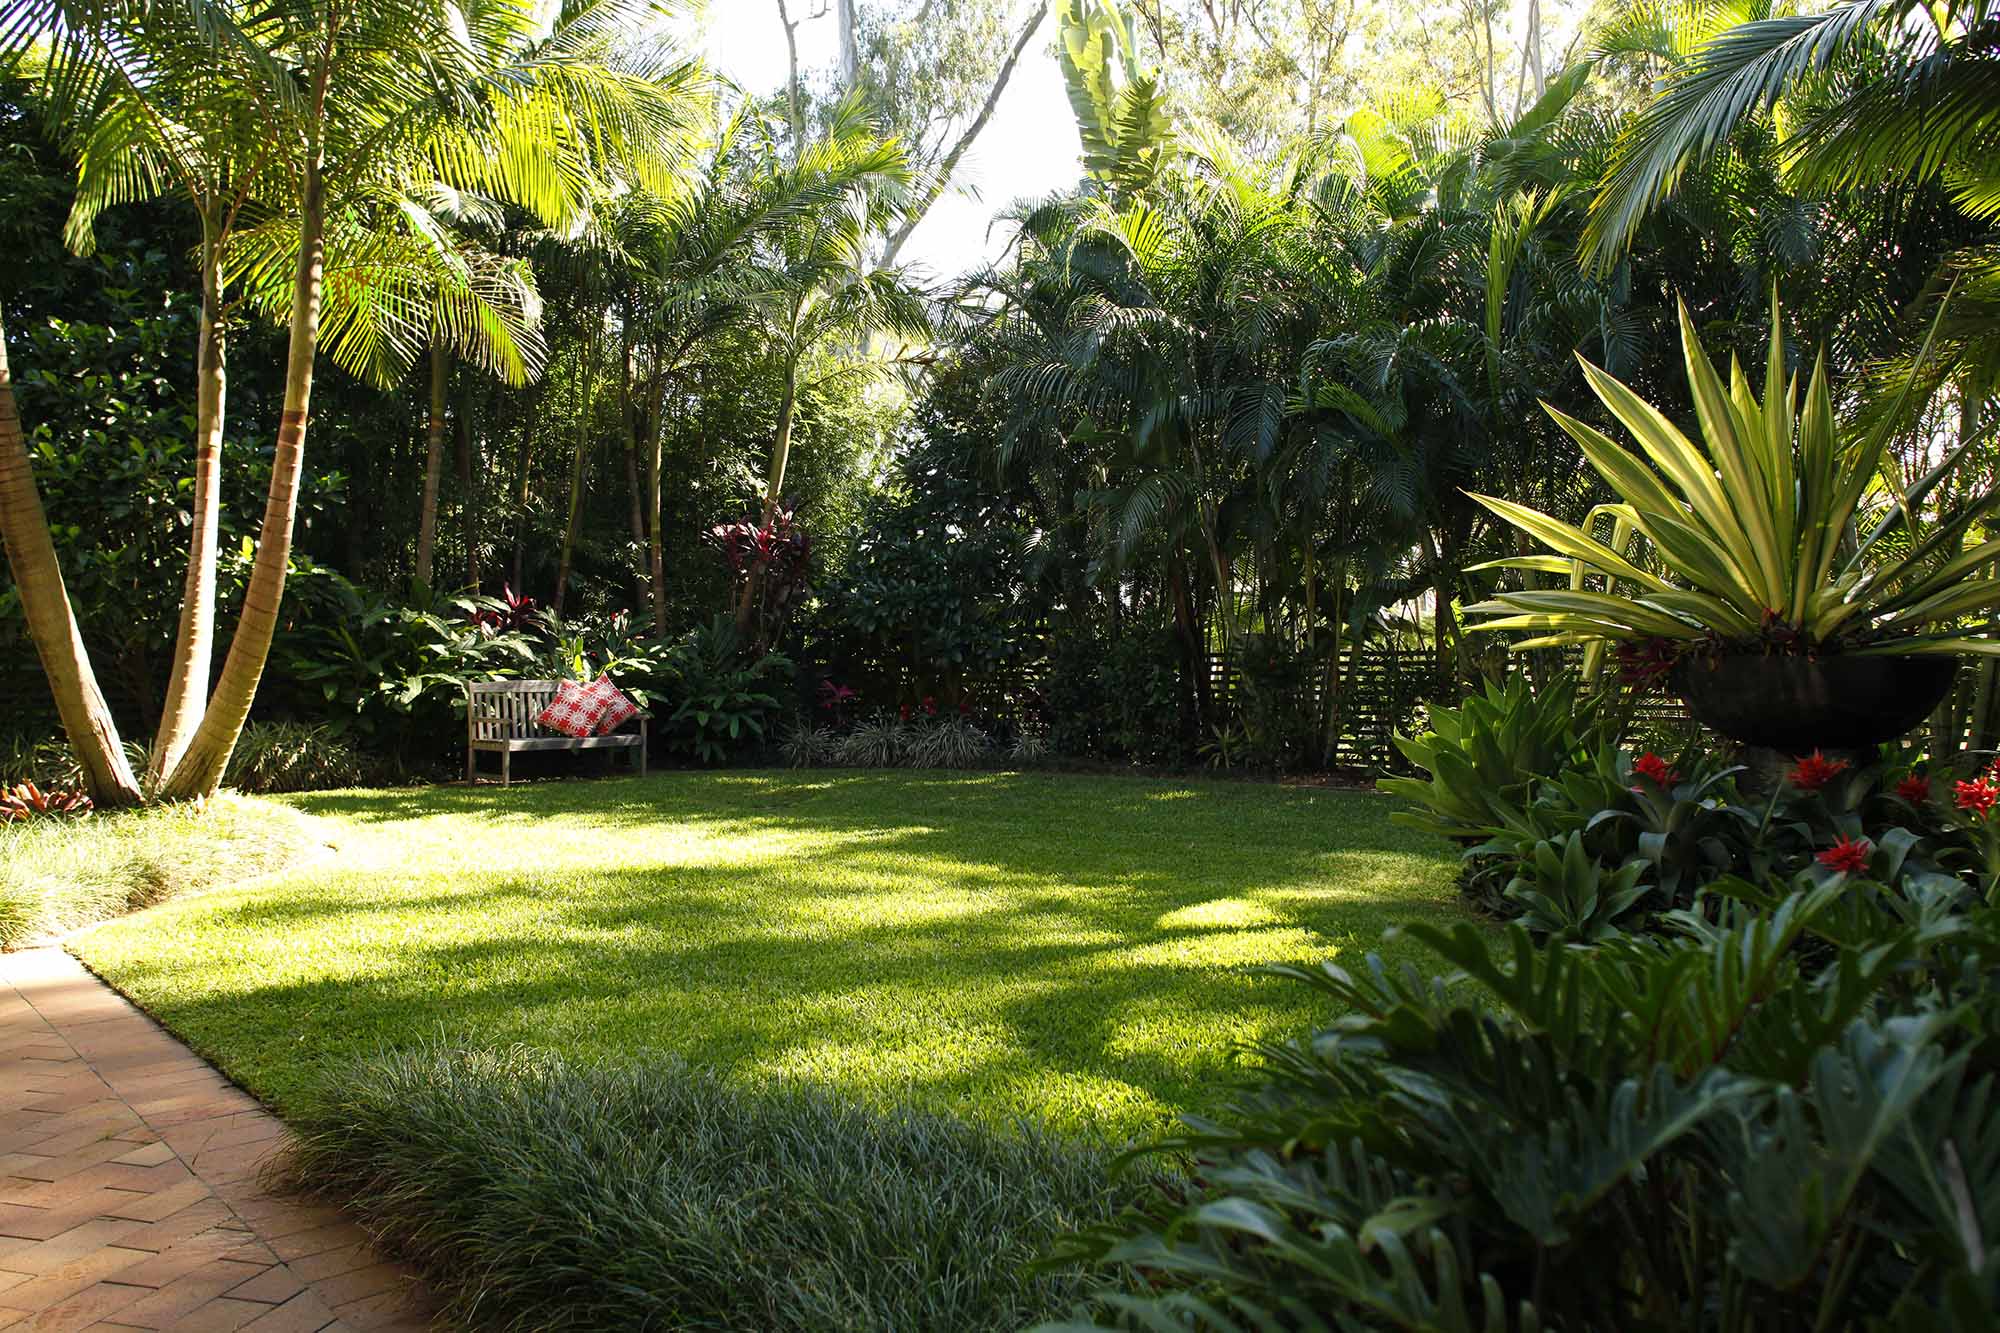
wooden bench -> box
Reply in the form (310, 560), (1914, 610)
(466, 680), (647, 786)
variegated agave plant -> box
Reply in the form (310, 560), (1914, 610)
(1467, 301), (2000, 665)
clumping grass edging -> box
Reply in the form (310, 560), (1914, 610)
(277, 1044), (1154, 1333)
(0, 795), (324, 947)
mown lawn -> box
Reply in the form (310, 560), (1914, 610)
(72, 770), (1461, 1138)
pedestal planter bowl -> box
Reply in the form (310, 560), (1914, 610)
(1671, 653), (1958, 754)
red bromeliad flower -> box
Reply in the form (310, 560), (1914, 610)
(1895, 774), (1932, 804)
(1788, 750), (1850, 792)
(1955, 777), (1999, 817)
(921, 696), (937, 717)
(1816, 836), (1872, 874)
(1631, 752), (1679, 786)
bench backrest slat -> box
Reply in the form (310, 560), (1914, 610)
(468, 679), (560, 740)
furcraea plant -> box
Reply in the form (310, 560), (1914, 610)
(1466, 301), (2000, 662)
(1043, 875), (2000, 1331)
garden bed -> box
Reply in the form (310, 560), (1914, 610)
(1, 795), (327, 948)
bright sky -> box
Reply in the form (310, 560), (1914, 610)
(700, 2), (1084, 280)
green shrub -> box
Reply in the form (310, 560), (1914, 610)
(779, 721), (841, 768)
(1009, 730), (1052, 767)
(838, 717), (908, 768)
(278, 1045), (1150, 1333)
(223, 722), (368, 793)
(655, 617), (792, 765)
(1378, 672), (1610, 843)
(1500, 830), (1649, 942)
(1045, 873), (2000, 1330)
(904, 716), (992, 769)
(0, 796), (321, 946)
(0, 735), (149, 790)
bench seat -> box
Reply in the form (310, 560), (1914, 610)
(466, 679), (647, 785)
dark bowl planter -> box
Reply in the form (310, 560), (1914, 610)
(1670, 652), (1958, 754)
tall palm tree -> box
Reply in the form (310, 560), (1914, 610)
(162, 0), (704, 797)
(619, 106), (914, 632)
(0, 307), (142, 802)
(13, 0), (285, 792)
(4, 0), (706, 799)
(733, 101), (928, 529)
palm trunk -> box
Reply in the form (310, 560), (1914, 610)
(553, 323), (598, 618)
(621, 323), (645, 547)
(149, 217), (228, 785)
(761, 362), (798, 523)
(413, 342), (447, 590)
(0, 309), (142, 805)
(458, 376), (479, 594)
(511, 405), (531, 591)
(159, 122), (328, 800)
(646, 369), (668, 636)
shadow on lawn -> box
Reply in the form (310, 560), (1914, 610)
(105, 772), (1459, 1134)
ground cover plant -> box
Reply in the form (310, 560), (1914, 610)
(1044, 871), (2000, 1331)
(0, 795), (322, 946)
(280, 1044), (1158, 1332)
(70, 771), (1460, 1137)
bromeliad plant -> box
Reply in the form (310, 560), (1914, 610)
(1043, 875), (2000, 1332)
(1467, 300), (2000, 662)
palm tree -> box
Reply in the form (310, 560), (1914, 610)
(619, 106), (913, 632)
(162, 0), (704, 798)
(0, 307), (142, 802)
(1585, 0), (1999, 266)
(19, 0), (292, 789)
(735, 101), (928, 536)
(5, 0), (707, 799)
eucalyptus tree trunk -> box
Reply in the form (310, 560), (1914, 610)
(160, 119), (328, 800)
(413, 342), (448, 589)
(876, 3), (1043, 269)
(0, 309), (143, 805)
(149, 215), (228, 785)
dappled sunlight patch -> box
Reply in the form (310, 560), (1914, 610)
(1154, 896), (1284, 931)
(1109, 925), (1324, 970)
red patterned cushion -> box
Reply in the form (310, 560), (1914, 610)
(535, 679), (606, 738)
(583, 675), (639, 735)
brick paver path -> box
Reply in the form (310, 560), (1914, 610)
(0, 949), (431, 1332)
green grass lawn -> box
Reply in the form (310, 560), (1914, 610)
(72, 770), (1461, 1139)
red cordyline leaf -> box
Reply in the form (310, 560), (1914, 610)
(1, 782), (93, 822)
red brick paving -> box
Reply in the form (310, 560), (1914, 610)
(0, 949), (431, 1332)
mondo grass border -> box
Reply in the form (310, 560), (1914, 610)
(276, 1044), (1160, 1332)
